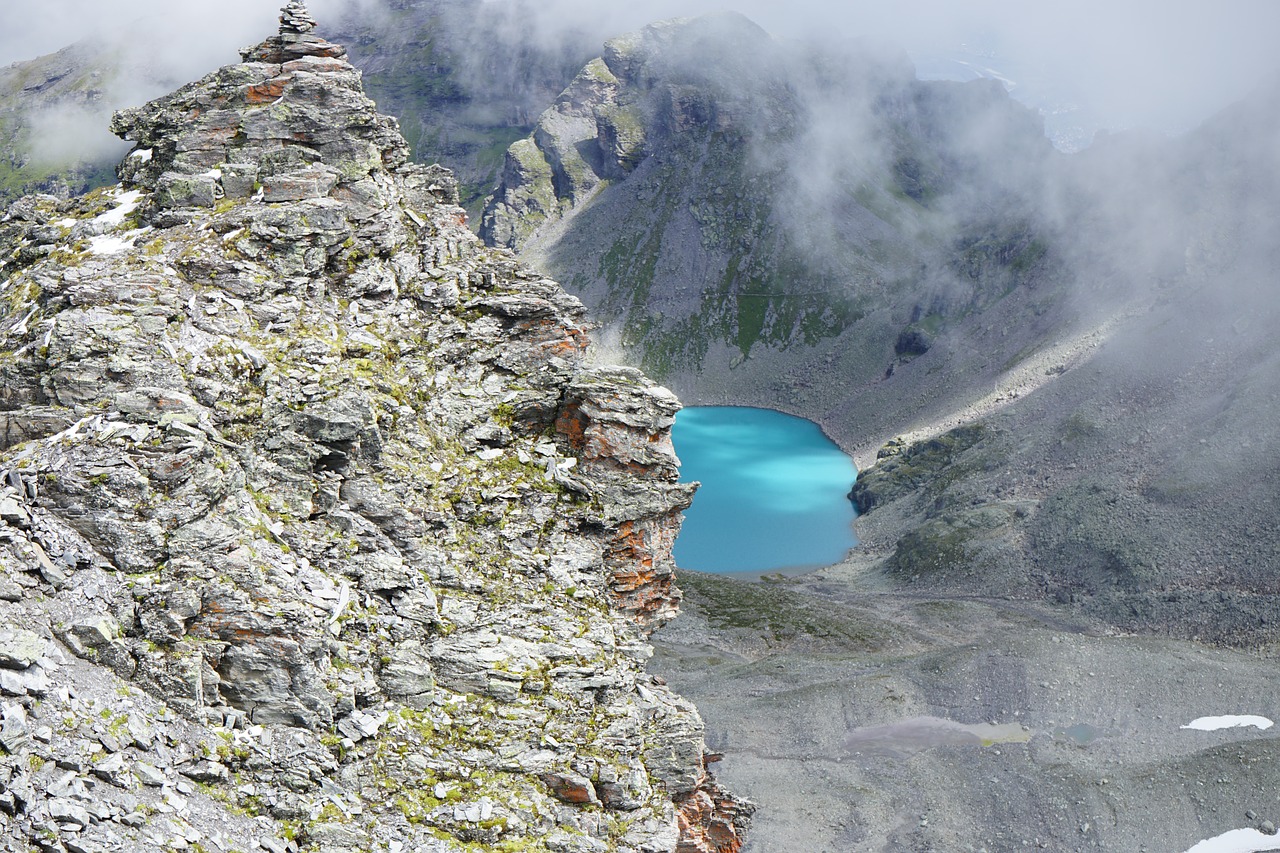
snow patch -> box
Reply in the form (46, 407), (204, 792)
(88, 235), (135, 255)
(88, 227), (151, 256)
(1181, 827), (1280, 853)
(128, 148), (153, 162)
(1181, 715), (1274, 732)
(92, 190), (143, 228)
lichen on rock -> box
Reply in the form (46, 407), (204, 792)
(0, 5), (749, 851)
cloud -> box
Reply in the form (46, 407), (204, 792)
(0, 0), (388, 178)
(4, 0), (1276, 140)
(468, 0), (1280, 136)
(0, 1), (382, 88)
(25, 102), (131, 167)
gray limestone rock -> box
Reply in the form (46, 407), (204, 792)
(0, 630), (45, 670)
(0, 665), (50, 697)
(48, 799), (93, 829)
(0, 4), (746, 852)
(90, 752), (129, 787)
(67, 615), (120, 651)
(0, 704), (28, 753)
(131, 763), (166, 787)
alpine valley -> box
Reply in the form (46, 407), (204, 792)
(3, 2), (1280, 853)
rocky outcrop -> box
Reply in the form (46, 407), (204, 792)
(479, 13), (1059, 408)
(0, 5), (747, 851)
(478, 16), (770, 253)
(849, 423), (988, 515)
(480, 56), (629, 250)
(554, 367), (694, 629)
(675, 771), (755, 853)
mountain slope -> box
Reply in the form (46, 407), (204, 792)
(834, 77), (1280, 639)
(0, 41), (132, 200)
(0, 5), (748, 852)
(481, 15), (1067, 427)
(478, 27), (1280, 847)
(483, 16), (1280, 642)
(329, 0), (592, 214)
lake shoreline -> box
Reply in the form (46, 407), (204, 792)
(671, 405), (859, 576)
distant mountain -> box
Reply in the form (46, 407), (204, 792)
(328, 0), (594, 213)
(637, 63), (1280, 853)
(482, 14), (1064, 424)
(842, 76), (1280, 636)
(0, 1), (595, 213)
(0, 42), (133, 200)
(483, 16), (1280, 645)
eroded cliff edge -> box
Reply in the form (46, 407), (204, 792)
(0, 4), (750, 851)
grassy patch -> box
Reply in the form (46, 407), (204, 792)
(677, 570), (898, 650)
(853, 423), (988, 513)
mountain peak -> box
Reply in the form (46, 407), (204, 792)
(241, 1), (346, 63)
(108, 3), (406, 226)
(0, 4), (749, 851)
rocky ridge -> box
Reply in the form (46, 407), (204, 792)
(0, 4), (749, 852)
(0, 1), (602, 214)
(480, 14), (1060, 415)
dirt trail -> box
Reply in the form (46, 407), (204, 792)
(850, 311), (1132, 471)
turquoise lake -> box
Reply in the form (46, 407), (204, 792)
(671, 406), (859, 575)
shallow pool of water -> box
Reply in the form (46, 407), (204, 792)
(844, 716), (1031, 758)
(671, 406), (858, 575)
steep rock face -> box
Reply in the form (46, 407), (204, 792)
(480, 15), (1061, 421)
(0, 5), (748, 852)
(479, 54), (628, 250)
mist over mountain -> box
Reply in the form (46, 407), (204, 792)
(8, 0), (1276, 134)
(481, 14), (1065, 413)
(3, 0), (1278, 205)
(473, 17), (1280, 847)
(3, 2), (1280, 850)
(478, 9), (1280, 636)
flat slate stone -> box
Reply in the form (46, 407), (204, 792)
(0, 629), (44, 670)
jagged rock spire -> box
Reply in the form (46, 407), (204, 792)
(279, 0), (317, 34)
(110, 2), (409, 221)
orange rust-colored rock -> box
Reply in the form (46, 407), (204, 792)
(555, 402), (588, 453)
(554, 369), (693, 632)
(675, 772), (755, 853)
(605, 514), (683, 626)
(541, 772), (599, 805)
(244, 77), (290, 104)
